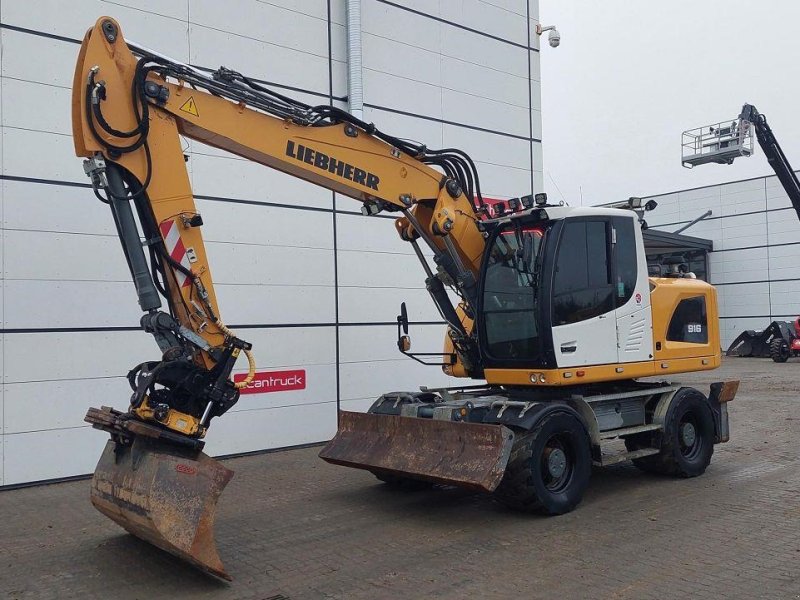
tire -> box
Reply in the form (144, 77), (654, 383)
(770, 338), (790, 363)
(372, 471), (433, 491)
(493, 411), (591, 515)
(626, 387), (714, 478)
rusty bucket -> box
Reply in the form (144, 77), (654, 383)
(319, 411), (515, 492)
(89, 437), (234, 580)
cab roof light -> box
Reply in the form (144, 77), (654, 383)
(534, 193), (548, 206)
(520, 195), (534, 209)
(507, 197), (520, 212)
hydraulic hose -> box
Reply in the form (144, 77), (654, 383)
(215, 319), (257, 389)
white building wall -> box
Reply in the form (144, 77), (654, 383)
(0, 1), (543, 485)
(644, 172), (799, 349)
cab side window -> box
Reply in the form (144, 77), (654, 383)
(552, 220), (614, 325)
(612, 216), (638, 307)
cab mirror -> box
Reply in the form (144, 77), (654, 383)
(398, 302), (409, 334)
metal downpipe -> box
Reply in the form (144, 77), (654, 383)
(346, 0), (363, 120)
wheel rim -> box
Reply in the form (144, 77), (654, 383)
(541, 435), (574, 492)
(678, 412), (703, 460)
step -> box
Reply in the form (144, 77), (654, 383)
(598, 423), (662, 440)
(595, 447), (660, 467)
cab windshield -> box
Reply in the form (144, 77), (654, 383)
(481, 223), (546, 360)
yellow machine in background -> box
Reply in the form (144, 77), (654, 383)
(73, 17), (737, 579)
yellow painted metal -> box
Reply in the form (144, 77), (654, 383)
(650, 276), (721, 361)
(133, 397), (204, 437)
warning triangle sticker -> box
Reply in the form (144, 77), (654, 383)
(179, 96), (199, 117)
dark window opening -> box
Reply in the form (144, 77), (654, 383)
(552, 220), (614, 325)
(482, 226), (544, 359)
(647, 250), (708, 281)
(613, 216), (638, 307)
(667, 296), (708, 343)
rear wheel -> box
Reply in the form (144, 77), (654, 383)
(625, 387), (714, 477)
(494, 412), (591, 515)
(770, 338), (790, 362)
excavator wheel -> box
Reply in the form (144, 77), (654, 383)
(625, 388), (714, 478)
(372, 471), (434, 491)
(770, 338), (790, 363)
(493, 412), (591, 515)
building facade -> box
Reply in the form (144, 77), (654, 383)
(0, 0), (544, 485)
(643, 172), (799, 350)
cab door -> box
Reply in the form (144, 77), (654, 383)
(550, 218), (618, 368)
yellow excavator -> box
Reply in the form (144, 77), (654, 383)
(73, 17), (738, 580)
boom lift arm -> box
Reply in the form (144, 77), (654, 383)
(739, 103), (800, 220)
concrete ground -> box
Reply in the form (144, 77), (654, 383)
(1, 358), (799, 600)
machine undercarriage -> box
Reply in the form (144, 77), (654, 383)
(321, 379), (737, 514)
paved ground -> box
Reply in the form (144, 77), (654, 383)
(1, 358), (799, 599)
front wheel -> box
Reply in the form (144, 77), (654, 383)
(770, 338), (790, 363)
(494, 411), (591, 515)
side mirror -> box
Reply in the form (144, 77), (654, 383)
(397, 302), (411, 352)
(399, 302), (409, 334)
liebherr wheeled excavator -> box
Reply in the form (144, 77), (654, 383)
(73, 17), (738, 580)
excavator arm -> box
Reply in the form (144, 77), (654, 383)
(73, 17), (491, 578)
(75, 17), (488, 438)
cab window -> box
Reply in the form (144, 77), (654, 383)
(552, 219), (614, 325)
(482, 226), (543, 359)
(613, 216), (638, 307)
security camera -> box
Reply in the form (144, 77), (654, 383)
(536, 24), (561, 48)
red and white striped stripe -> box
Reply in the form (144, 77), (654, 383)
(159, 219), (193, 288)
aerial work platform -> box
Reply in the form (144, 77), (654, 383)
(682, 118), (754, 167)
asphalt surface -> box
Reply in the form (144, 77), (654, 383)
(1, 358), (799, 599)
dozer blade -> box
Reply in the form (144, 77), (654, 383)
(319, 411), (514, 492)
(90, 437), (234, 580)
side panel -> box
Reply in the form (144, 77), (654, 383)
(616, 220), (655, 363)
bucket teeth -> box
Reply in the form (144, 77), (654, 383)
(86, 407), (233, 580)
(320, 411), (515, 492)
